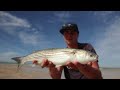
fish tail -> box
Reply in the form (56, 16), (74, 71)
(11, 57), (23, 72)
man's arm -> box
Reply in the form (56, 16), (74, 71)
(73, 61), (103, 79)
(39, 59), (64, 79)
(48, 61), (64, 79)
(66, 61), (102, 79)
(66, 43), (103, 79)
(80, 43), (102, 79)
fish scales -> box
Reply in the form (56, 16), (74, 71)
(11, 48), (98, 69)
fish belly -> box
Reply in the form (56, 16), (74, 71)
(46, 52), (75, 66)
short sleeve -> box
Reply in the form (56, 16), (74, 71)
(83, 43), (97, 54)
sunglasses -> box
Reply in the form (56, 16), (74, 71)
(62, 23), (77, 29)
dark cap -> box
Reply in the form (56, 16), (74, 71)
(60, 23), (79, 34)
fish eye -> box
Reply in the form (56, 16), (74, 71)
(90, 54), (93, 57)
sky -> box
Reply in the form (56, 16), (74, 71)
(0, 11), (120, 68)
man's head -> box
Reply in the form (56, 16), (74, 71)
(60, 23), (79, 35)
(59, 23), (79, 46)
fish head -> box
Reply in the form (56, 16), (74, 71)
(88, 53), (98, 60)
(76, 50), (98, 64)
(85, 51), (98, 62)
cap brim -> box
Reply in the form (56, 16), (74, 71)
(60, 29), (65, 34)
(60, 28), (79, 35)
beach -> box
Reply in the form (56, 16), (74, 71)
(0, 63), (51, 79)
(0, 63), (120, 79)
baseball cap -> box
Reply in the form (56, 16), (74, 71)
(60, 23), (79, 34)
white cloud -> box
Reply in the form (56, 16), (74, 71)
(18, 31), (54, 47)
(94, 11), (114, 17)
(19, 31), (40, 46)
(94, 15), (120, 68)
(48, 11), (71, 23)
(0, 11), (31, 28)
(0, 11), (52, 47)
(93, 11), (116, 25)
(54, 11), (71, 19)
(0, 11), (32, 36)
(0, 51), (20, 62)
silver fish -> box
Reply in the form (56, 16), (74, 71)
(11, 48), (98, 69)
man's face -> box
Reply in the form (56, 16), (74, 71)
(63, 29), (78, 45)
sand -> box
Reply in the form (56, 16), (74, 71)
(0, 63), (120, 79)
(100, 68), (120, 79)
(0, 63), (51, 79)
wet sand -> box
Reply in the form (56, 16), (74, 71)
(0, 63), (120, 79)
(0, 63), (51, 79)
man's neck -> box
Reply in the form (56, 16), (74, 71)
(67, 43), (78, 49)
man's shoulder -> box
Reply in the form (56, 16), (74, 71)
(78, 43), (96, 54)
(78, 43), (89, 45)
(78, 43), (92, 48)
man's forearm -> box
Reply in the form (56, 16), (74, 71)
(49, 66), (63, 79)
(77, 64), (103, 79)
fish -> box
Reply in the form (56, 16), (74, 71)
(11, 48), (98, 70)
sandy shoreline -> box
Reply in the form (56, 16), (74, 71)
(0, 63), (120, 79)
(0, 63), (51, 79)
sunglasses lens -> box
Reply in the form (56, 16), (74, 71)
(63, 24), (74, 28)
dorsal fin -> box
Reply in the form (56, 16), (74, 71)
(32, 50), (40, 53)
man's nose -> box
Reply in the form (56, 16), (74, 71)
(67, 33), (73, 37)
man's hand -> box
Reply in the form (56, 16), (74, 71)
(66, 60), (91, 70)
(33, 59), (63, 79)
(66, 60), (102, 79)
(66, 61), (78, 70)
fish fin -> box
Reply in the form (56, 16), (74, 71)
(32, 50), (40, 53)
(11, 57), (23, 72)
(32, 64), (35, 67)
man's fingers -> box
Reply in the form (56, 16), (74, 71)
(87, 62), (92, 66)
(66, 61), (72, 66)
(48, 61), (55, 67)
(66, 61), (78, 70)
(33, 60), (38, 64)
(41, 59), (55, 68)
(73, 61), (84, 67)
(41, 59), (49, 68)
(73, 61), (87, 70)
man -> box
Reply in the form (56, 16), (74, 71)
(36, 23), (102, 79)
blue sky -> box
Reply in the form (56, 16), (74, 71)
(0, 11), (120, 68)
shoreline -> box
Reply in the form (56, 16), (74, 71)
(0, 63), (120, 79)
